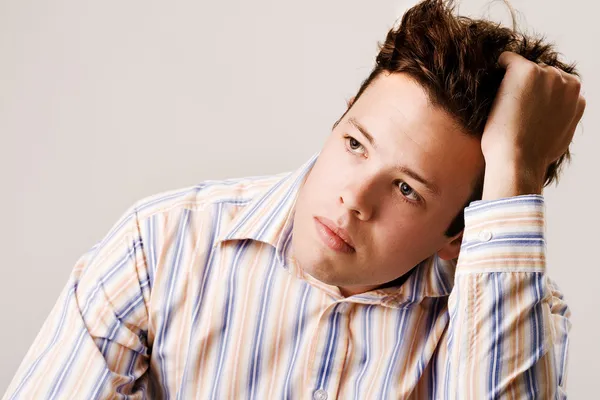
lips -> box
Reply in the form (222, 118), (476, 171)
(314, 216), (355, 250)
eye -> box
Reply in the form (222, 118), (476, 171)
(397, 180), (420, 202)
(344, 135), (366, 155)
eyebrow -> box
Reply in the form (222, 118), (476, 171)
(348, 117), (441, 197)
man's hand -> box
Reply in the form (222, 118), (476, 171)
(480, 51), (586, 200)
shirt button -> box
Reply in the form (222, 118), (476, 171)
(478, 230), (492, 242)
(313, 389), (328, 400)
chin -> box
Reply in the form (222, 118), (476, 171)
(301, 261), (342, 285)
(305, 264), (365, 288)
(293, 235), (354, 286)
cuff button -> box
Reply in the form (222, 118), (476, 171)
(478, 230), (492, 242)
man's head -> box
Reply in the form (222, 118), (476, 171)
(290, 0), (578, 296)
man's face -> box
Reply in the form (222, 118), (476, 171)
(290, 71), (486, 297)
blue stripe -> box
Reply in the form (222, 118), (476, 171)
(225, 152), (318, 241)
(46, 236), (147, 399)
(145, 215), (156, 290)
(283, 284), (311, 400)
(380, 306), (410, 399)
(379, 265), (422, 398)
(353, 305), (374, 400)
(443, 278), (460, 399)
(277, 202), (296, 266)
(380, 274), (417, 400)
(525, 274), (544, 398)
(156, 209), (191, 399)
(85, 187), (196, 265)
(210, 239), (252, 400)
(409, 262), (423, 303)
(462, 232), (544, 247)
(316, 304), (342, 390)
(84, 181), (229, 272)
(463, 238), (545, 252)
(278, 223), (294, 267)
(176, 202), (223, 400)
(558, 317), (568, 386)
(99, 291), (148, 357)
(254, 163), (313, 244)
(8, 283), (78, 400)
(89, 368), (110, 400)
(47, 326), (89, 399)
(255, 177), (301, 240)
(98, 281), (149, 361)
(115, 288), (148, 321)
(115, 350), (142, 396)
(466, 195), (543, 213)
(418, 298), (441, 390)
(247, 249), (278, 400)
(532, 274), (545, 395)
(489, 273), (505, 398)
(224, 175), (291, 240)
(427, 299), (446, 399)
(76, 240), (145, 321)
(433, 256), (451, 295)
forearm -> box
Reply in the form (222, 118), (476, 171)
(444, 196), (570, 398)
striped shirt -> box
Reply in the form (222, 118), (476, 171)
(3, 152), (570, 399)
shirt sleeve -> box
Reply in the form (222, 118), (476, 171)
(2, 201), (152, 400)
(444, 194), (571, 399)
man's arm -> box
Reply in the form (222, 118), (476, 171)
(444, 194), (571, 398)
(2, 201), (151, 399)
(443, 50), (582, 398)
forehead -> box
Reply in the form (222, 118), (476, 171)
(356, 72), (457, 138)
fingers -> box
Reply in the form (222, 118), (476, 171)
(539, 62), (579, 87)
(501, 52), (582, 88)
(539, 63), (565, 82)
(540, 63), (585, 118)
(538, 62), (584, 122)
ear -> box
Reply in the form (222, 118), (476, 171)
(437, 230), (464, 261)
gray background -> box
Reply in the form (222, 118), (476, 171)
(1, 0), (598, 396)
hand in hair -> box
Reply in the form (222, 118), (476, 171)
(479, 50), (586, 200)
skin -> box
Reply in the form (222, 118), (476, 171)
(289, 51), (585, 298)
(481, 51), (585, 200)
(289, 71), (485, 297)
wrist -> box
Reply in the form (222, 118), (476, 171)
(482, 162), (544, 200)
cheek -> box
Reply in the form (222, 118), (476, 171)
(374, 220), (412, 249)
(373, 218), (434, 256)
(304, 160), (345, 203)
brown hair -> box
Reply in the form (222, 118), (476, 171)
(336, 0), (579, 237)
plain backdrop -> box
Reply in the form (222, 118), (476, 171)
(1, 0), (598, 396)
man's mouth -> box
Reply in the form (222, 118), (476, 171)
(314, 216), (356, 254)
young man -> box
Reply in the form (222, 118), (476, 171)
(4, 0), (585, 398)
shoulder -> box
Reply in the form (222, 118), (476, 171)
(133, 172), (286, 219)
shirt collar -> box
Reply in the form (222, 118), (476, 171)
(213, 151), (319, 258)
(213, 151), (456, 307)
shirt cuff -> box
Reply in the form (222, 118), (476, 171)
(457, 194), (546, 273)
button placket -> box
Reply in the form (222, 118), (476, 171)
(309, 303), (350, 398)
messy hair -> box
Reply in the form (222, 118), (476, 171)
(337, 0), (579, 237)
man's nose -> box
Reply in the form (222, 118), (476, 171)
(339, 177), (376, 221)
